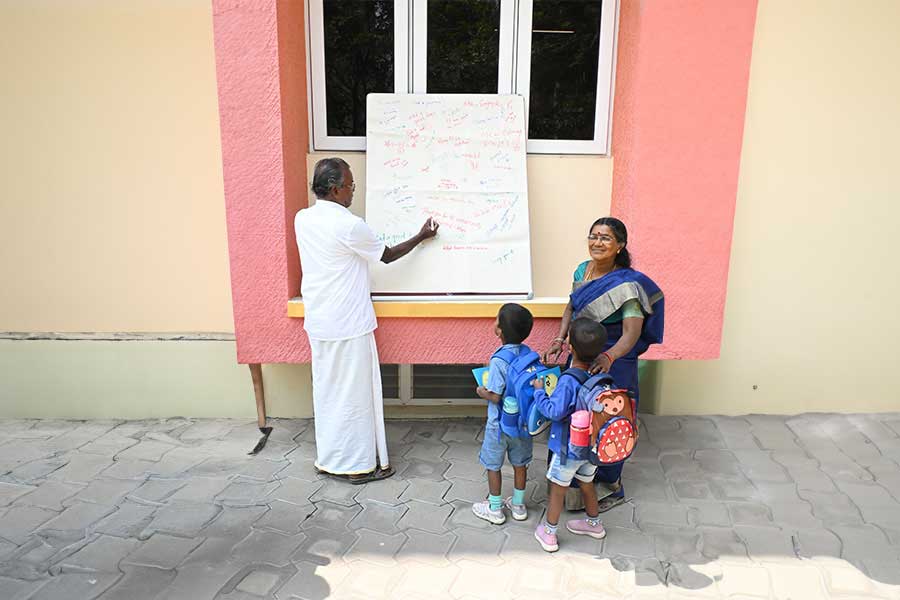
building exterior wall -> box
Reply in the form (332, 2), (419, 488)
(2, 0), (899, 418)
(0, 0), (233, 332)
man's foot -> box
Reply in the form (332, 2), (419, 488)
(534, 522), (559, 552)
(472, 500), (506, 525)
(566, 518), (607, 539)
(503, 497), (528, 521)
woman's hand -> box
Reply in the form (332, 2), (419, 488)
(589, 353), (613, 374)
(542, 339), (564, 364)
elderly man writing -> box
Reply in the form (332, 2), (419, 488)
(294, 158), (438, 483)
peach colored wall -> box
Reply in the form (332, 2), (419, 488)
(610, 0), (758, 360)
(0, 0), (232, 332)
(653, 0), (900, 414)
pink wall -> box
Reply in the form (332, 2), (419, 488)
(611, 0), (758, 359)
(213, 0), (757, 364)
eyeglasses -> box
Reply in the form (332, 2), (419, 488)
(344, 182), (356, 192)
(587, 234), (616, 243)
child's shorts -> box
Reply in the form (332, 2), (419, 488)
(546, 452), (597, 487)
(479, 425), (533, 471)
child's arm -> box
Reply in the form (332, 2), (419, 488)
(476, 386), (501, 404)
(533, 379), (574, 422)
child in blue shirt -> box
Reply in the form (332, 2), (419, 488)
(472, 303), (534, 525)
(531, 317), (609, 552)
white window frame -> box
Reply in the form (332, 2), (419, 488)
(307, 0), (410, 151)
(306, 0), (618, 155)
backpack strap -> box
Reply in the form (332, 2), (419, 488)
(556, 368), (590, 466)
(491, 347), (517, 365)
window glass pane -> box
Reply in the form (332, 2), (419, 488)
(323, 0), (394, 136)
(380, 364), (400, 399)
(528, 0), (602, 140)
(427, 0), (501, 93)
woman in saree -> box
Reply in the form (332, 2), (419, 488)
(543, 217), (664, 512)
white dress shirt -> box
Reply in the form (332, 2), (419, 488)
(294, 200), (386, 341)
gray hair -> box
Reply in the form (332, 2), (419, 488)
(311, 157), (350, 199)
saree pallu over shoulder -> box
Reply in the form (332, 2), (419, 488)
(570, 268), (665, 355)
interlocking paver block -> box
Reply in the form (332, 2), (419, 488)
(391, 562), (462, 599)
(8, 457), (70, 483)
(732, 449), (792, 483)
(275, 560), (351, 600)
(141, 501), (220, 538)
(0, 576), (46, 600)
(0, 482), (35, 507)
(345, 529), (406, 566)
(100, 459), (153, 481)
(699, 527), (748, 559)
(734, 525), (796, 561)
(255, 500), (313, 534)
(830, 524), (897, 563)
(398, 478), (451, 506)
(79, 435), (139, 457)
(56, 534), (139, 572)
(444, 477), (488, 504)
(168, 477), (232, 503)
(70, 478), (141, 506)
(401, 458), (451, 482)
(123, 533), (204, 570)
(600, 526), (652, 560)
(28, 574), (118, 599)
(93, 502), (156, 538)
(201, 505), (269, 538)
(235, 569), (283, 595)
(685, 502), (731, 527)
(292, 525), (358, 563)
(727, 502), (772, 526)
(47, 453), (113, 484)
(231, 529), (306, 567)
(352, 478), (407, 506)
(798, 490), (864, 524)
(348, 500), (407, 534)
(271, 477), (324, 506)
(635, 501), (689, 528)
(301, 501), (361, 532)
(99, 565), (177, 600)
(38, 502), (115, 535)
(793, 528), (842, 559)
(447, 528), (506, 565)
(653, 529), (703, 563)
(156, 561), (244, 600)
(308, 479), (358, 507)
(14, 481), (83, 512)
(396, 500), (453, 534)
(449, 559), (515, 597)
(216, 480), (280, 507)
(708, 477), (759, 501)
(128, 479), (187, 504)
(395, 529), (456, 565)
(114, 440), (175, 462)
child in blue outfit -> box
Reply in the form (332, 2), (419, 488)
(472, 303), (534, 525)
(532, 317), (609, 551)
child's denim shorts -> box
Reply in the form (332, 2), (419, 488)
(546, 451), (597, 487)
(479, 425), (533, 471)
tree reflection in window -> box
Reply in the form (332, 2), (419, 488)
(323, 0), (395, 136)
(427, 0), (501, 94)
(529, 0), (602, 140)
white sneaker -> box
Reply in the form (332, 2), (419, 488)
(503, 497), (528, 521)
(472, 500), (506, 525)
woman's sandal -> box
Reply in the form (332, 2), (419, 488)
(597, 494), (627, 513)
(348, 466), (395, 485)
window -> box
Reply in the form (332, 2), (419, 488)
(307, 0), (617, 154)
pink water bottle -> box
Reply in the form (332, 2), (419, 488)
(570, 410), (591, 448)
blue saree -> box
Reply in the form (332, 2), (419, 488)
(570, 267), (664, 491)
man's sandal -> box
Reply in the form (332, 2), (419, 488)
(348, 466), (395, 485)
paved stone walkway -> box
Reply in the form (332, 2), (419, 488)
(1, 414), (900, 599)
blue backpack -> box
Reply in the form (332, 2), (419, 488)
(494, 345), (545, 439)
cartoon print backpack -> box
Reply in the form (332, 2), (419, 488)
(564, 370), (639, 466)
(493, 345), (546, 439)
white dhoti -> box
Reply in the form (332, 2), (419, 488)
(309, 331), (389, 475)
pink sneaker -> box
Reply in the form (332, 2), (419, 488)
(565, 518), (607, 539)
(534, 522), (559, 552)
